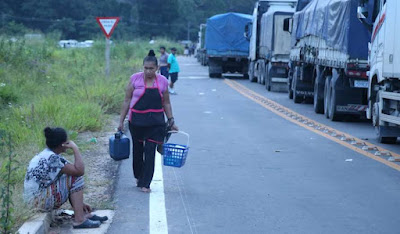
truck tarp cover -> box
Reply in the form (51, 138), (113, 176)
(205, 12), (252, 56)
(293, 0), (370, 59)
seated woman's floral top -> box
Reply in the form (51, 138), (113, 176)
(23, 148), (69, 203)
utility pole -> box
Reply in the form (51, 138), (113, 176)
(187, 21), (190, 41)
(105, 38), (110, 77)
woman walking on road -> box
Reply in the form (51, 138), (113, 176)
(118, 50), (178, 193)
(24, 127), (107, 229)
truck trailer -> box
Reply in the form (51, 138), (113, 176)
(205, 12), (252, 78)
(287, 0), (371, 121)
(358, 0), (400, 143)
(196, 24), (207, 66)
(246, 0), (297, 91)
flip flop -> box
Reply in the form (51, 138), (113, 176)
(73, 219), (101, 229)
(89, 214), (108, 223)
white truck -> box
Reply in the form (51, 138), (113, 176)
(246, 0), (297, 91)
(358, 0), (400, 143)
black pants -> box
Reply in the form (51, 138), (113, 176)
(129, 123), (165, 188)
(169, 72), (178, 84)
(132, 140), (156, 188)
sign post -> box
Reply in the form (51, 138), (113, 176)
(96, 17), (120, 78)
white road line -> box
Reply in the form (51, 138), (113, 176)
(179, 76), (209, 79)
(172, 168), (196, 234)
(150, 153), (168, 234)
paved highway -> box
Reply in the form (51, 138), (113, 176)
(108, 56), (400, 234)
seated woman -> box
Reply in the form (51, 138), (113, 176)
(24, 127), (107, 229)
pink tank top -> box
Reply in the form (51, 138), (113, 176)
(128, 72), (168, 121)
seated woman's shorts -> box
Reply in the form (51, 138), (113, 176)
(33, 174), (84, 211)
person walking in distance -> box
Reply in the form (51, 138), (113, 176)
(159, 46), (169, 79)
(118, 50), (178, 193)
(168, 47), (180, 94)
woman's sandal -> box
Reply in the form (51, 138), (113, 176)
(73, 219), (101, 229)
(89, 214), (108, 223)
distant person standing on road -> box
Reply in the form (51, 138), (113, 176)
(159, 46), (169, 79)
(168, 47), (180, 94)
(184, 45), (189, 57)
(118, 50), (178, 193)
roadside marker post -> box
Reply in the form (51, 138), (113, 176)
(96, 17), (120, 77)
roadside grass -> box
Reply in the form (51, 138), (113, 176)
(0, 36), (182, 232)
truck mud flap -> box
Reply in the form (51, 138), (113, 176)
(333, 87), (368, 115)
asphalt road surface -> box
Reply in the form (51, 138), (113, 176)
(108, 56), (400, 234)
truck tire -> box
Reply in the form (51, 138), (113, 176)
(288, 89), (293, 99)
(265, 64), (271, 91)
(314, 81), (324, 114)
(293, 68), (303, 103)
(288, 66), (294, 99)
(373, 93), (397, 144)
(242, 64), (249, 79)
(259, 63), (265, 85)
(249, 61), (256, 82)
(324, 76), (331, 118)
(209, 73), (222, 78)
(328, 82), (342, 121)
(288, 77), (293, 99)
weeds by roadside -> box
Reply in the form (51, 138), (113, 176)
(0, 131), (18, 234)
(0, 35), (181, 232)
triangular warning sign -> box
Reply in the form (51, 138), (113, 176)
(96, 17), (120, 38)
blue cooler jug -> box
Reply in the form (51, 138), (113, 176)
(109, 131), (130, 161)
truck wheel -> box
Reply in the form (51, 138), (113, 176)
(292, 70), (303, 103)
(259, 63), (265, 85)
(293, 83), (303, 103)
(265, 65), (271, 91)
(324, 76), (331, 118)
(314, 81), (324, 114)
(288, 89), (293, 99)
(373, 94), (397, 144)
(209, 73), (222, 78)
(257, 64), (262, 84)
(249, 62), (256, 82)
(328, 84), (342, 121)
(288, 78), (293, 99)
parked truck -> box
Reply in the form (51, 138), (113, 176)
(205, 12), (252, 78)
(245, 0), (296, 91)
(196, 23), (207, 66)
(357, 0), (400, 143)
(286, 0), (371, 122)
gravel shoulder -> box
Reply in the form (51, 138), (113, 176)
(48, 115), (121, 231)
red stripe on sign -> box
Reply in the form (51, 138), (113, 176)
(372, 12), (386, 43)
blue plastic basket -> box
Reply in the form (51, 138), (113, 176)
(163, 131), (190, 168)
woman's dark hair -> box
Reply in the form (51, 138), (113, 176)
(143, 49), (158, 66)
(44, 127), (67, 150)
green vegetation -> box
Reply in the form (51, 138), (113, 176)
(0, 36), (181, 232)
(0, 0), (255, 40)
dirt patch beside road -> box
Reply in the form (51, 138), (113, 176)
(77, 115), (121, 209)
(49, 115), (122, 231)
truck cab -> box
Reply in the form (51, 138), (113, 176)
(358, 0), (400, 143)
(246, 0), (297, 91)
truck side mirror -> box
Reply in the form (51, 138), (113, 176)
(357, 6), (368, 19)
(244, 22), (252, 41)
(283, 18), (292, 33)
(357, 5), (372, 33)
